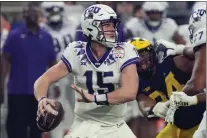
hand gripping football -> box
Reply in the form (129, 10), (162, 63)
(36, 101), (64, 132)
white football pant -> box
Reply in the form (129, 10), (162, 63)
(64, 116), (137, 138)
(193, 111), (206, 138)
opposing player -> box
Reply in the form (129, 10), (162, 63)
(125, 2), (185, 45)
(34, 4), (139, 138)
(157, 6), (206, 138)
(128, 37), (205, 138)
(41, 2), (77, 137)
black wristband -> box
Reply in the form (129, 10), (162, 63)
(94, 93), (109, 105)
(38, 96), (47, 103)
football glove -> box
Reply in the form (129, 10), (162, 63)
(170, 92), (198, 107)
(156, 39), (186, 57)
(165, 91), (198, 124)
(152, 101), (170, 118)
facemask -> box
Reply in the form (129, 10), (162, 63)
(147, 20), (161, 27)
(49, 14), (62, 23)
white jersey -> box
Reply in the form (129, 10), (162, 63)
(125, 17), (178, 45)
(42, 21), (77, 60)
(61, 41), (139, 125)
(188, 6), (206, 49)
(178, 24), (191, 45)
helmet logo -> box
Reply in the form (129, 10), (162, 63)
(84, 6), (101, 20)
(191, 9), (206, 23)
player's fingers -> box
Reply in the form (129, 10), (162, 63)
(42, 99), (48, 109)
(45, 104), (58, 115)
(80, 89), (87, 99)
(40, 107), (46, 116)
(71, 84), (81, 94)
(47, 99), (55, 107)
(38, 102), (45, 115)
(77, 98), (84, 102)
(37, 109), (41, 118)
(156, 113), (165, 118)
(167, 50), (175, 56)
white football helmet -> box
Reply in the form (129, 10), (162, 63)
(41, 2), (65, 27)
(188, 5), (206, 43)
(80, 4), (120, 48)
(142, 2), (168, 28)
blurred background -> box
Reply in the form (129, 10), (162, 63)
(0, 1), (205, 138)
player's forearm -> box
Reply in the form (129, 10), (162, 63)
(183, 47), (195, 60)
(34, 76), (50, 101)
(196, 92), (206, 104)
(182, 79), (205, 96)
(107, 86), (138, 104)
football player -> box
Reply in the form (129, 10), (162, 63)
(41, 2), (77, 138)
(125, 2), (186, 45)
(128, 37), (205, 138)
(34, 4), (139, 138)
(157, 5), (206, 138)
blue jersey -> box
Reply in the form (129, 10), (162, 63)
(138, 54), (205, 129)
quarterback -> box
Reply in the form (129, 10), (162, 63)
(41, 2), (78, 137)
(34, 4), (139, 138)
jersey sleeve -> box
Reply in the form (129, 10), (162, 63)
(191, 28), (206, 50)
(61, 42), (77, 73)
(119, 42), (140, 72)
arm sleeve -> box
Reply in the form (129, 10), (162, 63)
(61, 42), (76, 73)
(120, 43), (140, 72)
(191, 28), (206, 51)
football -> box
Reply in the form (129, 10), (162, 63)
(36, 101), (64, 132)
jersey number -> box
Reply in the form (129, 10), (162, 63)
(84, 71), (115, 94)
(193, 31), (203, 44)
(149, 72), (184, 102)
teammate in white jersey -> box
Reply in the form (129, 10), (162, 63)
(35, 4), (139, 138)
(125, 2), (186, 45)
(157, 6), (206, 138)
(41, 2), (77, 137)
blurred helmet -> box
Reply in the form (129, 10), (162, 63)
(188, 5), (206, 44)
(41, 2), (65, 28)
(142, 2), (168, 28)
(81, 4), (120, 48)
(128, 37), (158, 79)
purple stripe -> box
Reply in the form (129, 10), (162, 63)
(120, 57), (139, 72)
(61, 55), (72, 72)
(86, 43), (112, 68)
